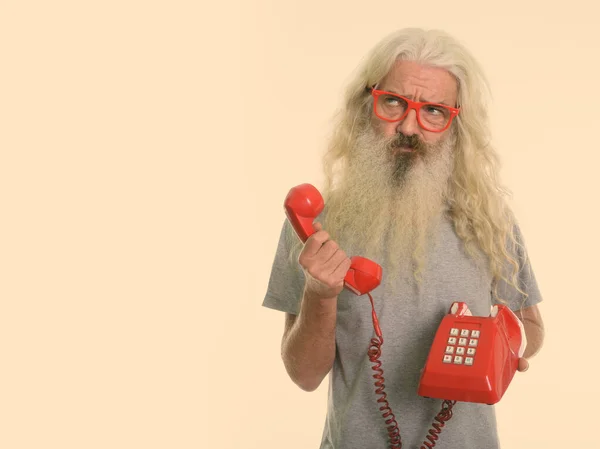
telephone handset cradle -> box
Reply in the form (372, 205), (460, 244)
(418, 301), (527, 405)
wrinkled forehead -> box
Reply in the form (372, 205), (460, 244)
(378, 60), (458, 106)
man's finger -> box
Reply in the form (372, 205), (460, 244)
(302, 227), (330, 256)
(517, 357), (529, 372)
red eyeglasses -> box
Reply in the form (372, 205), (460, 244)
(368, 86), (460, 133)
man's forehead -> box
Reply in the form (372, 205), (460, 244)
(380, 60), (458, 103)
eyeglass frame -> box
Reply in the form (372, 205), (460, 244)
(367, 85), (460, 133)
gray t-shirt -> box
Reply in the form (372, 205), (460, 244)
(262, 212), (542, 449)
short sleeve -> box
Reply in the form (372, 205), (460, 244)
(493, 223), (543, 311)
(262, 219), (307, 315)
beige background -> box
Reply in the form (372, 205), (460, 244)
(1, 0), (598, 448)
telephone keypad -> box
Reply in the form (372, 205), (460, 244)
(443, 326), (480, 366)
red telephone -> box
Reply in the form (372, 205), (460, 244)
(284, 183), (382, 296)
(418, 301), (527, 404)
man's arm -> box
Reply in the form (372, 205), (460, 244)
(517, 304), (544, 358)
(281, 292), (337, 392)
(279, 221), (350, 391)
(515, 304), (544, 371)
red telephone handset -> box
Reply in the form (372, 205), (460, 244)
(284, 183), (382, 296)
(418, 301), (527, 404)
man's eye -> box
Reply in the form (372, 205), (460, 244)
(426, 106), (452, 118)
(425, 106), (444, 115)
(384, 96), (401, 106)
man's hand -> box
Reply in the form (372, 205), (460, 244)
(298, 222), (352, 301)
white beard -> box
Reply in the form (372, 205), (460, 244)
(322, 124), (456, 285)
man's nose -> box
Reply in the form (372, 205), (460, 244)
(396, 109), (420, 136)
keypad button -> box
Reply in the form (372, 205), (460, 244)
(467, 348), (476, 356)
(458, 338), (467, 346)
(456, 347), (465, 355)
(443, 355), (452, 363)
(465, 357), (474, 365)
(448, 337), (457, 345)
(445, 346), (454, 354)
(450, 328), (459, 336)
(469, 339), (478, 347)
(453, 356), (463, 364)
(471, 330), (480, 338)
(460, 329), (470, 337)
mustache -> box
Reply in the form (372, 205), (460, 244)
(389, 132), (426, 152)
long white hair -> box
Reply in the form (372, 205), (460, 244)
(287, 28), (528, 304)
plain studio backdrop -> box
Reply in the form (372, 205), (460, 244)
(1, 1), (598, 448)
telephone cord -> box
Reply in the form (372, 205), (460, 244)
(368, 292), (402, 448)
(367, 292), (457, 449)
(419, 399), (456, 449)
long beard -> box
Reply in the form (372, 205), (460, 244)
(322, 125), (456, 285)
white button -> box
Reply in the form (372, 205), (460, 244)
(467, 348), (476, 356)
(456, 347), (465, 355)
(471, 330), (480, 338)
(465, 357), (474, 365)
(445, 346), (454, 354)
(454, 356), (463, 364)
(458, 338), (467, 346)
(460, 329), (470, 337)
(469, 339), (478, 347)
(450, 328), (459, 336)
(443, 355), (452, 363)
(448, 337), (457, 344)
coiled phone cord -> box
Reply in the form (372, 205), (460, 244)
(420, 399), (456, 449)
(367, 292), (457, 449)
(367, 292), (402, 448)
